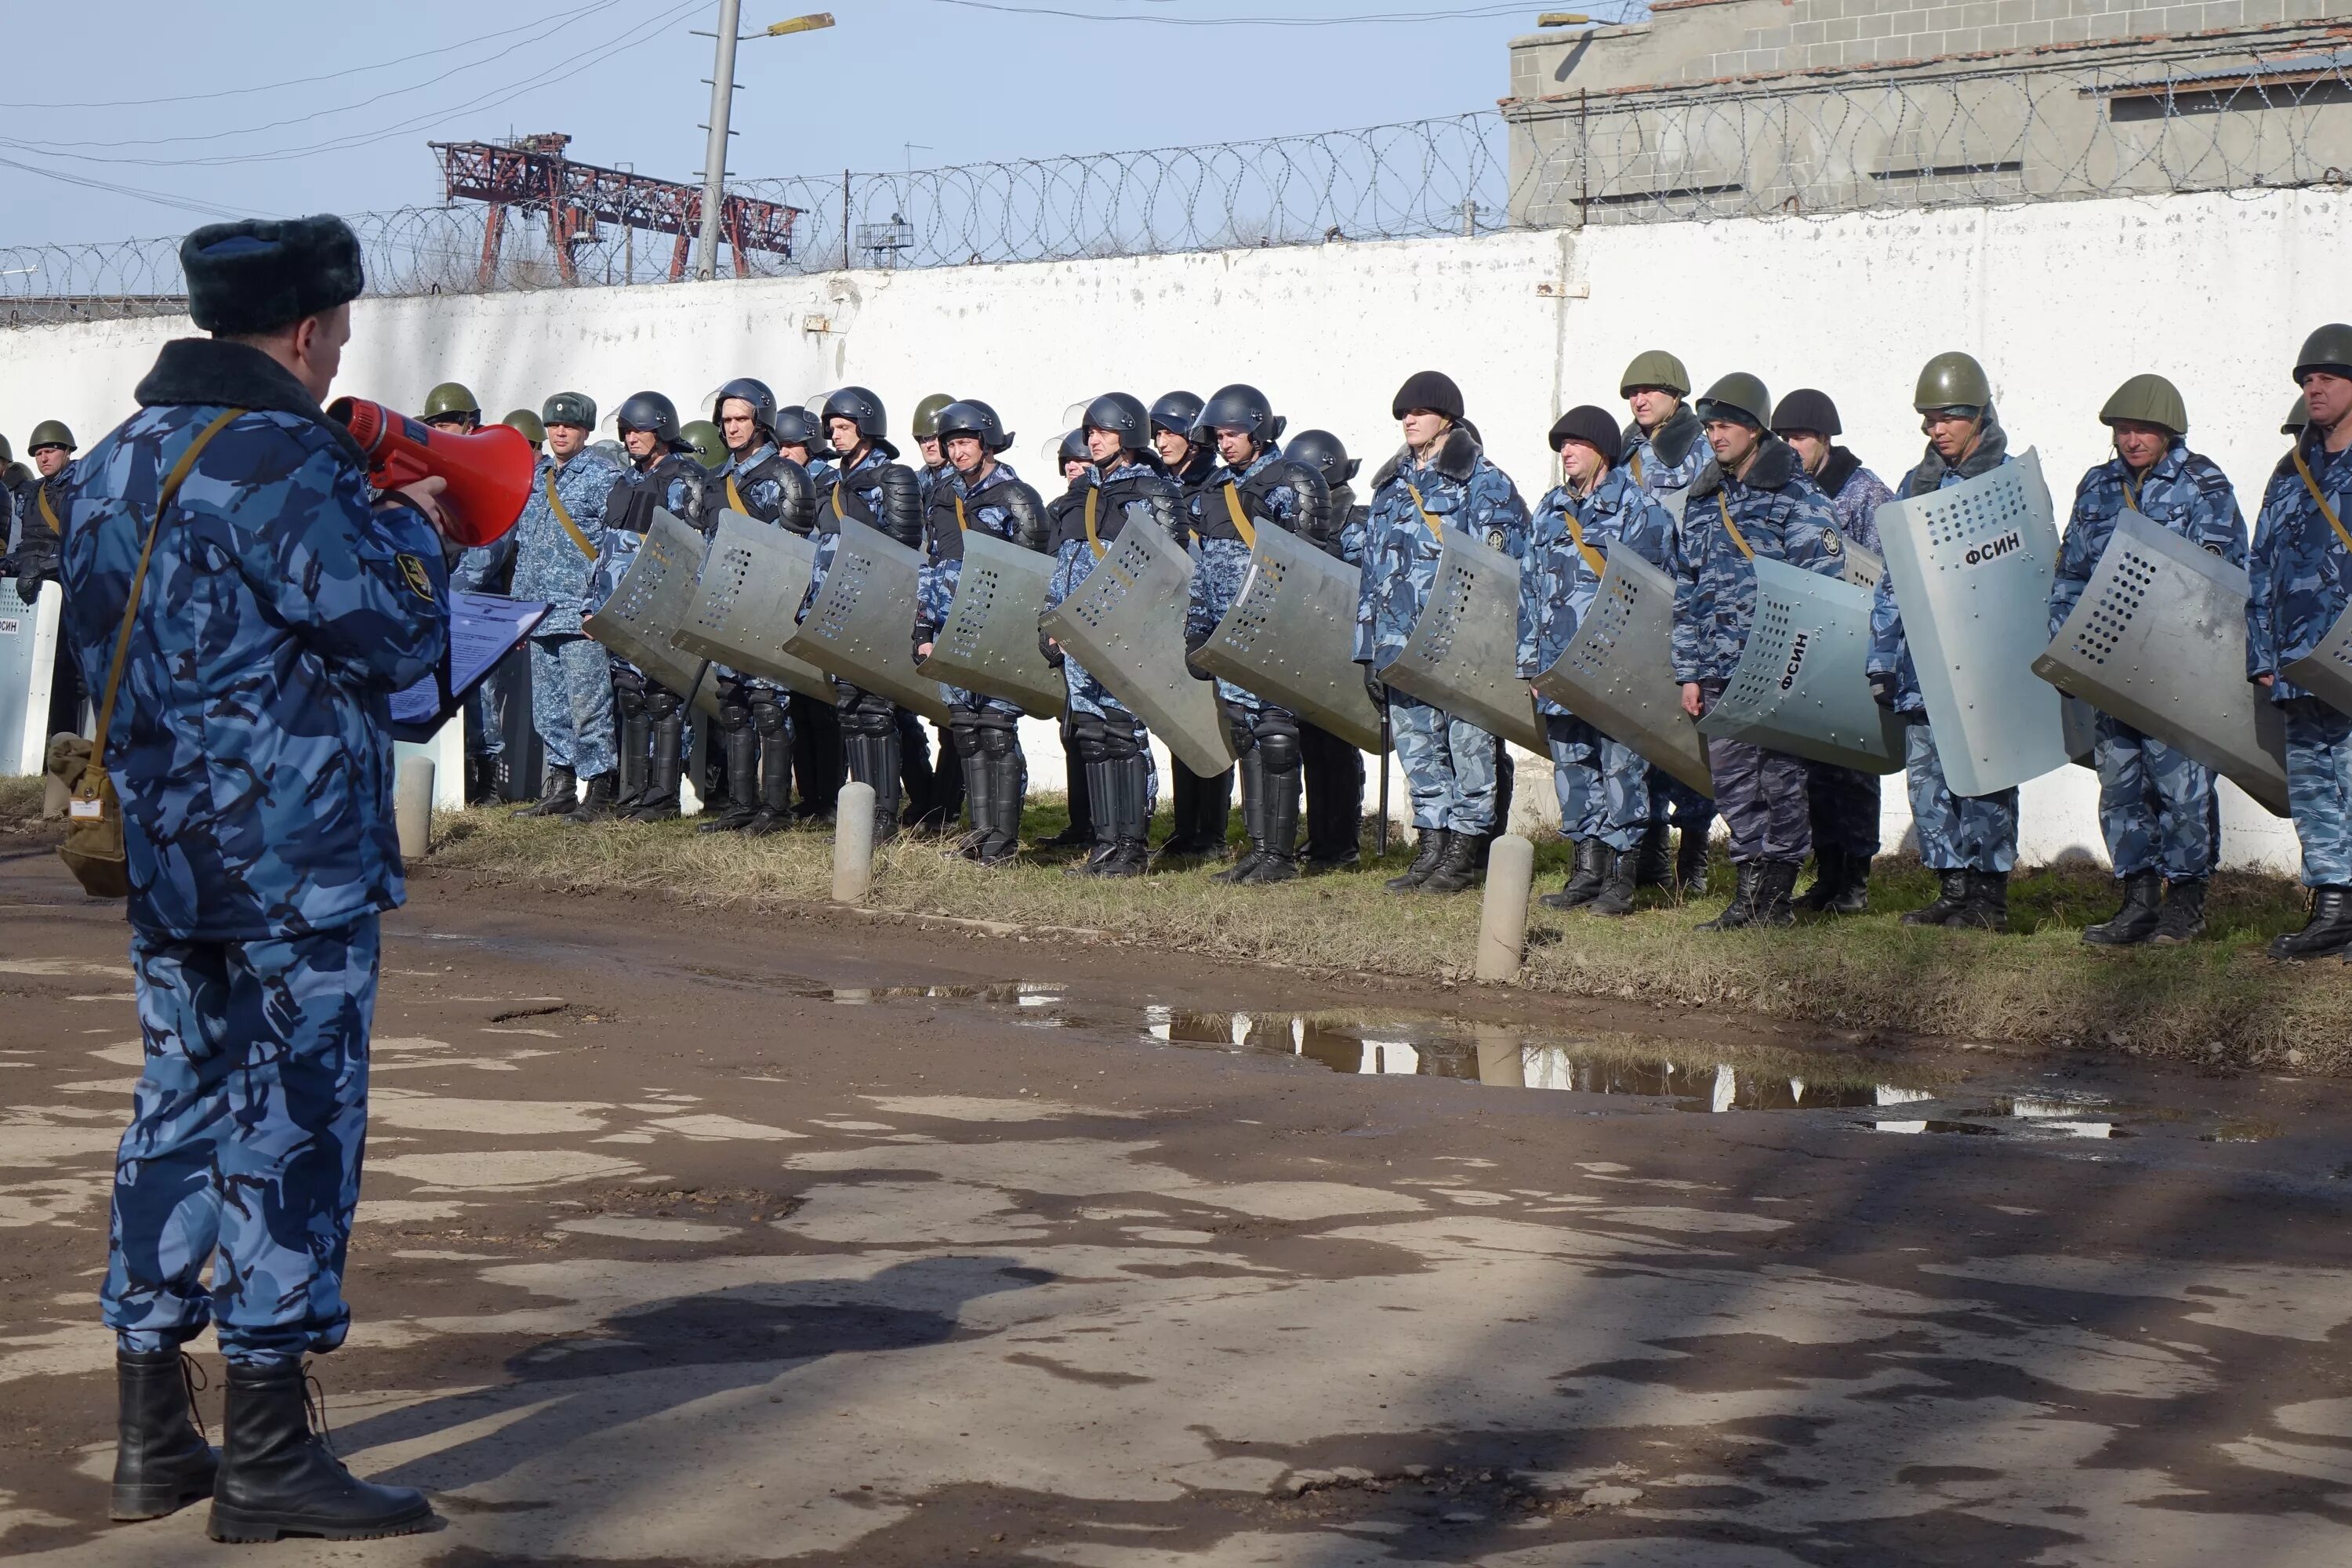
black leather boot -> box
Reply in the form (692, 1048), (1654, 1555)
(2151, 878), (2209, 945)
(1068, 759), (1121, 877)
(2273, 886), (2352, 959)
(1632, 822), (1671, 887)
(1903, 869), (1971, 926)
(1214, 750), (1267, 884)
(954, 739), (992, 859)
(1096, 756), (1152, 878)
(1751, 860), (1801, 927)
(1794, 847), (1845, 913)
(1386, 827), (1447, 894)
(1825, 851), (1872, 915)
(514, 764), (575, 818)
(1697, 862), (1763, 931)
(1162, 764), (1203, 856)
(625, 714), (684, 821)
(1587, 845), (1636, 916)
(849, 731), (903, 845)
(1417, 828), (1483, 894)
(1540, 838), (1609, 910)
(1194, 766), (1236, 861)
(1676, 826), (1713, 897)
(613, 711), (650, 813)
(1950, 869), (2011, 933)
(699, 729), (760, 833)
(562, 771), (618, 824)
(983, 745), (1025, 866)
(743, 727), (794, 837)
(2084, 869), (2163, 946)
(206, 1360), (433, 1543)
(1244, 760), (1301, 884)
(111, 1348), (216, 1522)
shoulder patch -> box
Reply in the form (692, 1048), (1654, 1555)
(1823, 528), (1843, 556)
(1485, 528), (1506, 550)
(396, 553), (436, 601)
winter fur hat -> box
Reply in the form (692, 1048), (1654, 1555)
(180, 216), (365, 336)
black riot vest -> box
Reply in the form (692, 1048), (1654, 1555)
(604, 453), (706, 537)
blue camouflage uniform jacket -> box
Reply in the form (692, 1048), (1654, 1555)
(1354, 427), (1530, 670)
(1867, 419), (2015, 714)
(805, 445), (924, 600)
(2247, 429), (2352, 704)
(58, 338), (449, 941)
(916, 459), (1049, 645)
(1331, 481), (1369, 568)
(2051, 441), (2245, 639)
(1516, 466), (1678, 716)
(1816, 448), (1894, 556)
(1671, 435), (1849, 685)
(509, 443), (625, 636)
(1621, 403), (1709, 503)
(1185, 445), (1328, 706)
(589, 452), (705, 611)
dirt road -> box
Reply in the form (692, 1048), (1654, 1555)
(5, 850), (2352, 1566)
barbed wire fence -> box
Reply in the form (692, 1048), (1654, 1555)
(3, 45), (2347, 326)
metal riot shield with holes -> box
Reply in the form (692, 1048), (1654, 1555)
(584, 510), (720, 720)
(1698, 557), (1906, 774)
(0, 580), (56, 775)
(1194, 524), (1382, 753)
(781, 519), (953, 724)
(1532, 548), (1714, 797)
(2283, 603), (2352, 720)
(1873, 449), (2071, 795)
(916, 529), (1064, 720)
(1379, 529), (1544, 753)
(1839, 540), (1886, 593)
(672, 509), (834, 702)
(1038, 521), (1234, 778)
(2032, 509), (2288, 816)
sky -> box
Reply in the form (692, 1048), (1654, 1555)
(0, 0), (1607, 248)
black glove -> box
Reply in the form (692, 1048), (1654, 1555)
(1361, 663), (1386, 706)
(1867, 670), (1900, 711)
(1184, 626), (1214, 681)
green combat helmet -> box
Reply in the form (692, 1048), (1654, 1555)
(423, 381), (481, 421)
(26, 419), (75, 452)
(1619, 350), (1690, 399)
(1914, 351), (1992, 415)
(2292, 322), (2352, 383)
(910, 392), (956, 441)
(541, 391), (597, 430)
(499, 408), (546, 446)
(681, 419), (728, 471)
(1695, 372), (1771, 429)
(2098, 373), (2187, 437)
(2285, 394), (2310, 436)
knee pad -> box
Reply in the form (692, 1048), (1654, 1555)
(1257, 729), (1303, 775)
(1101, 717), (1146, 762)
(1221, 702), (1255, 757)
(1069, 713), (1109, 765)
(642, 688), (681, 723)
(978, 724), (1020, 760)
(751, 698), (788, 736)
(717, 701), (753, 731)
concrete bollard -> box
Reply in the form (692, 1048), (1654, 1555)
(833, 781), (877, 903)
(395, 757), (437, 863)
(1475, 832), (1534, 982)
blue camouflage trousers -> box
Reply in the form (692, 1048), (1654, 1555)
(1646, 768), (1717, 832)
(1805, 760), (1882, 859)
(1388, 691), (1499, 833)
(1544, 713), (1650, 852)
(2094, 713), (2218, 881)
(1904, 720), (2017, 873)
(2282, 697), (2352, 887)
(1698, 684), (1811, 863)
(528, 631), (618, 781)
(104, 916), (379, 1366)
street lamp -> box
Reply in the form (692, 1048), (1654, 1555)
(695, 8), (838, 280)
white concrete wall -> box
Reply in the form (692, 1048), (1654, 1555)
(6, 187), (2339, 871)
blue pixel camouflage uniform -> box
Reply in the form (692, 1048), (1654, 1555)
(1356, 427), (1531, 834)
(2248, 430), (2352, 886)
(59, 336), (447, 1365)
(1044, 458), (1179, 811)
(1673, 437), (1849, 864)
(1807, 451), (1898, 860)
(919, 459), (1041, 724)
(1516, 467), (1675, 852)
(1187, 445), (1309, 713)
(1621, 402), (1715, 840)
(513, 443), (626, 781)
(2055, 441), (2245, 882)
(1869, 420), (2020, 872)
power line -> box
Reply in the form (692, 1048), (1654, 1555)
(914, 0), (1599, 24)
(0, 154), (274, 222)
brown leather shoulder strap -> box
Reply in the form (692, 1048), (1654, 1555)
(1220, 482), (1258, 550)
(2292, 446), (2352, 556)
(544, 466), (596, 561)
(1715, 492), (1756, 561)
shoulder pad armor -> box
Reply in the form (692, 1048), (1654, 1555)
(1000, 479), (1051, 553)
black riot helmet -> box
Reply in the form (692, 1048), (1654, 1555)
(615, 390), (685, 448)
(1081, 392), (1153, 455)
(712, 377), (779, 442)
(1058, 428), (1090, 465)
(1283, 429), (1360, 487)
(1149, 390), (1205, 441)
(1192, 383), (1283, 449)
(771, 405), (829, 458)
(820, 385), (888, 441)
(936, 398), (1012, 455)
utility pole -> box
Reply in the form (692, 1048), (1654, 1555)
(693, 8), (835, 281)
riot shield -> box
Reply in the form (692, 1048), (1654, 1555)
(1038, 521), (1234, 778)
(1872, 448), (2071, 795)
(1193, 524), (1382, 753)
(781, 519), (953, 724)
(1697, 557), (1905, 774)
(1532, 549), (1713, 797)
(672, 510), (834, 702)
(1840, 540), (1886, 593)
(2283, 603), (2352, 720)
(1378, 529), (1544, 753)
(915, 529), (1064, 720)
(2032, 509), (2288, 816)
(584, 510), (721, 720)
(0, 581), (57, 776)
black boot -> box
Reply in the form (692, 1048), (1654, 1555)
(514, 764), (575, 818)
(1243, 759), (1302, 884)
(1794, 847), (1845, 913)
(1386, 828), (1448, 894)
(1213, 750), (1267, 884)
(1162, 764), (1203, 856)
(111, 1348), (216, 1522)
(206, 1359), (433, 1544)
(463, 756), (501, 808)
(1094, 755), (1152, 878)
(1632, 822), (1671, 887)
(953, 738), (992, 860)
(563, 771), (618, 824)
(2273, 886), (2352, 959)
(2083, 869), (2163, 946)
(1697, 862), (1763, 931)
(1540, 838), (1610, 910)
(1751, 860), (1801, 927)
(2151, 878), (2209, 945)
(1903, 869), (1971, 926)
(848, 730), (904, 845)
(1949, 869), (2010, 933)
(982, 744), (1025, 866)
(1040, 750), (1093, 851)
(699, 728), (760, 833)
(1675, 826), (1713, 897)
(1587, 845), (1637, 916)
(743, 726), (795, 837)
(613, 711), (650, 814)
(1068, 759), (1122, 877)
(1417, 827), (1483, 894)
(1194, 765), (1236, 861)
(920, 724), (963, 835)
(625, 714), (684, 821)
(1825, 851), (1872, 916)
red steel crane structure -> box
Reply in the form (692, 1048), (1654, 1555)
(430, 134), (802, 288)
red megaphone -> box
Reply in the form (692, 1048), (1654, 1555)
(328, 397), (535, 549)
